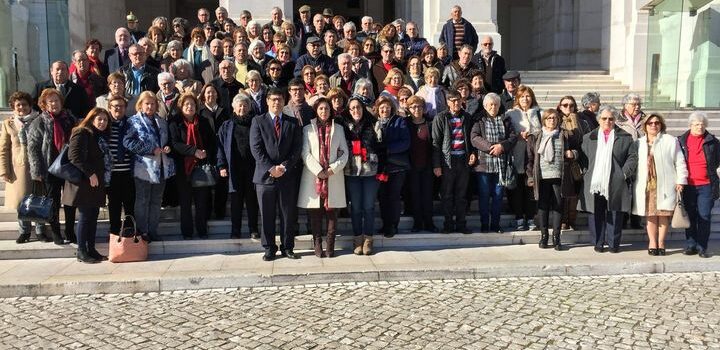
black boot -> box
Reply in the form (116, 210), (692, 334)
(16, 233), (31, 244)
(539, 230), (549, 249)
(553, 230), (563, 251)
(36, 229), (53, 242)
(76, 247), (99, 264)
(52, 230), (67, 245)
(88, 244), (108, 261)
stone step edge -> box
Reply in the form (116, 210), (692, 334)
(1, 257), (718, 298)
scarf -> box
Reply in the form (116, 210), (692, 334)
(97, 133), (113, 186)
(589, 128), (615, 199)
(647, 139), (657, 191)
(425, 86), (438, 111)
(74, 71), (94, 99)
(384, 85), (400, 96)
(382, 62), (394, 72)
(50, 112), (67, 152)
(305, 83), (316, 95)
(352, 94), (372, 106)
(183, 117), (202, 176)
(185, 44), (210, 65)
(316, 120), (331, 210)
(538, 129), (559, 163)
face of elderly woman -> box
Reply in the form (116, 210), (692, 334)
(92, 112), (109, 132)
(252, 45), (264, 59)
(518, 92), (532, 110)
(358, 84), (371, 98)
(174, 65), (190, 80)
(389, 72), (402, 88)
(349, 100), (364, 121)
(645, 116), (661, 137)
(543, 113), (558, 130)
(12, 98), (31, 116)
(378, 102), (392, 119)
(169, 46), (181, 60)
(181, 99), (197, 119)
(599, 109), (615, 131)
(690, 120), (705, 136)
(140, 97), (158, 116)
(109, 78), (125, 95)
(234, 100), (251, 117)
(483, 98), (500, 117)
(44, 94), (63, 114)
(159, 79), (174, 95)
(247, 76), (261, 92)
(317, 101), (332, 121)
(624, 99), (641, 116)
(588, 102), (600, 113)
(425, 73), (438, 87)
(86, 44), (100, 59)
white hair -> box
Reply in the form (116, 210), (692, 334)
(232, 92), (252, 111)
(621, 93), (642, 105)
(483, 92), (501, 106)
(688, 111), (709, 127)
(343, 22), (356, 32)
(597, 104), (620, 121)
(157, 72), (175, 83)
(337, 53), (352, 64)
(361, 16), (373, 23)
(248, 40), (265, 52)
(171, 59), (194, 77)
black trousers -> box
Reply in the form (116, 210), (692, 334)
(210, 176), (229, 219)
(177, 177), (210, 237)
(378, 171), (407, 231)
(256, 181), (297, 252)
(408, 167), (435, 228)
(107, 171), (135, 233)
(440, 156), (470, 228)
(509, 173), (537, 220)
(230, 177), (259, 237)
(536, 178), (562, 232)
(45, 175), (76, 238)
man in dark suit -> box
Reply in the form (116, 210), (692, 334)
(32, 60), (91, 118)
(250, 88), (303, 261)
(103, 27), (133, 74)
(211, 59), (245, 111)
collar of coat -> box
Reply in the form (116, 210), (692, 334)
(587, 126), (629, 140)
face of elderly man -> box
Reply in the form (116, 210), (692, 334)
(215, 8), (227, 22)
(128, 46), (146, 68)
(338, 55), (352, 76)
(218, 60), (235, 81)
(50, 61), (69, 84)
(115, 28), (131, 48)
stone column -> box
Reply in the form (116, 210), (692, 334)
(422, 0), (502, 54)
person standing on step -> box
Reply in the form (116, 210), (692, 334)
(0, 92), (49, 243)
(250, 88), (303, 261)
(27, 88), (79, 245)
(556, 96), (590, 231)
(432, 90), (474, 234)
(297, 98), (348, 258)
(526, 109), (578, 251)
(616, 93), (646, 230)
(63, 108), (112, 263)
(578, 105), (637, 253)
(106, 95), (135, 236)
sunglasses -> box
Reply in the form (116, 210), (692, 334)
(560, 103), (575, 108)
(646, 121), (661, 126)
(600, 117), (615, 121)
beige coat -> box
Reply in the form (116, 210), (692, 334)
(297, 119), (349, 209)
(0, 116), (35, 209)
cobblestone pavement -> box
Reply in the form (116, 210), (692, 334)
(1, 273), (720, 349)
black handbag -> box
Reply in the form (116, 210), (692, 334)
(17, 182), (54, 223)
(190, 163), (218, 187)
(48, 144), (84, 184)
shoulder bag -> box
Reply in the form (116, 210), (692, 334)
(48, 144), (84, 184)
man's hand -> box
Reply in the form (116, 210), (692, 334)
(194, 149), (207, 159)
(153, 147), (163, 156)
(565, 150), (574, 159)
(489, 144), (504, 156)
(219, 169), (228, 177)
(433, 167), (442, 177)
(162, 146), (171, 154)
(89, 174), (99, 187)
(468, 153), (476, 166)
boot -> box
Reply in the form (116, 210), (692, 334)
(88, 243), (108, 261)
(52, 230), (67, 245)
(76, 247), (99, 264)
(538, 230), (549, 249)
(313, 234), (324, 258)
(36, 231), (53, 242)
(326, 230), (336, 258)
(65, 231), (77, 244)
(353, 236), (364, 255)
(16, 233), (31, 244)
(362, 236), (374, 255)
(553, 230), (563, 251)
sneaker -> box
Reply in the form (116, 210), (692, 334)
(515, 219), (527, 231)
(527, 219), (537, 231)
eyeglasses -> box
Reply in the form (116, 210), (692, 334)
(600, 117), (615, 121)
(109, 104), (124, 109)
(646, 121), (661, 126)
(481, 42), (493, 46)
(409, 105), (423, 110)
(269, 67), (281, 71)
(560, 103), (575, 108)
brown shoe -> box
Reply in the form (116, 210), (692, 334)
(313, 234), (324, 258)
(353, 236), (364, 255)
(362, 236), (374, 255)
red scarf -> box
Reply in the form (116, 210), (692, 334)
(184, 117), (203, 176)
(382, 62), (394, 72)
(75, 71), (94, 100)
(383, 85), (400, 97)
(315, 120), (331, 210)
(305, 82), (316, 95)
(50, 112), (67, 152)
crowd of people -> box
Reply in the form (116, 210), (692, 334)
(0, 5), (718, 263)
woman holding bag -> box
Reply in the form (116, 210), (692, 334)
(169, 93), (216, 239)
(62, 108), (112, 263)
(297, 98), (349, 258)
(632, 114), (687, 256)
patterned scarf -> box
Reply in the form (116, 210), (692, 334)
(316, 120), (331, 210)
(483, 116), (505, 173)
(183, 117), (202, 176)
(97, 133), (113, 186)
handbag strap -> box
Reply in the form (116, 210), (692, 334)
(31, 180), (48, 196)
(118, 215), (140, 242)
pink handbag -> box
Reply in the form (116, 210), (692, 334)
(109, 216), (149, 263)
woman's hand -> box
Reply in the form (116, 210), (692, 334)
(676, 184), (684, 193)
(194, 149), (207, 159)
(89, 174), (99, 187)
(521, 131), (529, 140)
(219, 169), (228, 177)
(162, 146), (171, 154)
(565, 150), (574, 159)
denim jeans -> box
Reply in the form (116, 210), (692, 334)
(134, 178), (166, 238)
(346, 176), (379, 236)
(684, 184), (714, 252)
(476, 172), (504, 230)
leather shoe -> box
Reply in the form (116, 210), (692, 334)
(457, 226), (471, 234)
(683, 248), (698, 255)
(594, 246), (604, 253)
(609, 247), (620, 253)
(282, 250), (300, 259)
(699, 251), (710, 258)
(262, 251), (276, 261)
(251, 232), (260, 240)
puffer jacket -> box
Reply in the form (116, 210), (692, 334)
(26, 110), (78, 180)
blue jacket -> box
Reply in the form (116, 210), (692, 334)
(123, 113), (175, 183)
(401, 36), (430, 57)
(217, 115), (255, 192)
(439, 17), (479, 59)
(294, 53), (337, 77)
(376, 114), (411, 173)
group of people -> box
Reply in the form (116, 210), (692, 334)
(0, 4), (717, 263)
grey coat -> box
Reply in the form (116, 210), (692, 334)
(577, 126), (638, 213)
(26, 110), (78, 180)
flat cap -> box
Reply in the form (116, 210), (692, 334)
(502, 71), (520, 80)
(322, 8), (334, 17)
(299, 5), (311, 12)
(306, 36), (321, 44)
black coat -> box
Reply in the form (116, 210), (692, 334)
(678, 130), (720, 200)
(62, 127), (107, 207)
(216, 114), (256, 193)
(32, 80), (91, 119)
(168, 116), (218, 178)
(103, 47), (129, 75)
(474, 52), (507, 94)
(199, 105), (231, 133)
(210, 77), (245, 111)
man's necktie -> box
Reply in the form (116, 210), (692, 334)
(274, 116), (281, 139)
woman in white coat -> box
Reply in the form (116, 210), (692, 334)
(298, 97), (349, 258)
(632, 114), (687, 256)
